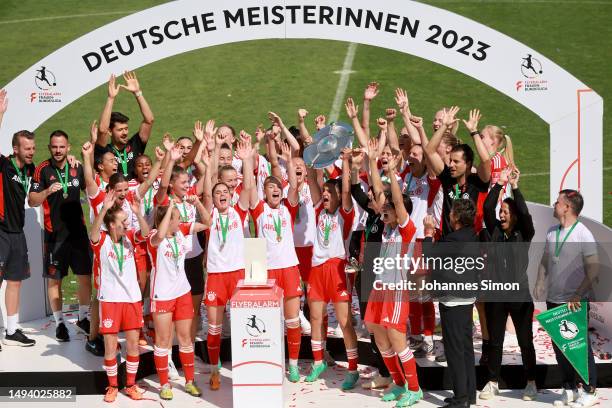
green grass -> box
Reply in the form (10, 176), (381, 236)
(0, 0), (610, 302)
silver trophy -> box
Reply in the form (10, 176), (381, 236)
(303, 122), (355, 169)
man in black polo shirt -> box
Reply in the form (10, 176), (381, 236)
(423, 107), (491, 236)
(94, 71), (154, 180)
(29, 130), (91, 342)
(0, 129), (36, 348)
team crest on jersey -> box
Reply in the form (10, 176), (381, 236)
(103, 318), (113, 328)
(72, 179), (79, 187)
(207, 291), (216, 301)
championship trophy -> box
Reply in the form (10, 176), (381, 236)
(303, 122), (355, 168)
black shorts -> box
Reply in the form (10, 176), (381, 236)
(43, 235), (93, 280)
(185, 253), (204, 296)
(0, 230), (30, 282)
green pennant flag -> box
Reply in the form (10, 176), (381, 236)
(536, 301), (589, 384)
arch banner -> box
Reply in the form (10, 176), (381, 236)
(0, 0), (603, 220)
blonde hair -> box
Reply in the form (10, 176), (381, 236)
(483, 125), (514, 166)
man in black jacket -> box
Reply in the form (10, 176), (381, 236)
(479, 167), (537, 401)
(423, 199), (479, 408)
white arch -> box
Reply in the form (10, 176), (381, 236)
(0, 0), (603, 219)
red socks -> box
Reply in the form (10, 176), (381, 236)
(179, 345), (195, 382)
(311, 339), (323, 364)
(285, 317), (302, 361)
(398, 347), (420, 391)
(381, 349), (405, 386)
(103, 358), (118, 387)
(126, 354), (139, 386)
(153, 346), (169, 386)
(346, 347), (359, 371)
(207, 324), (222, 366)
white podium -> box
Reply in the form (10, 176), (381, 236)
(230, 279), (284, 408)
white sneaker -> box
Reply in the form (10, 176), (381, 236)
(299, 310), (311, 335)
(523, 382), (537, 401)
(553, 389), (577, 406)
(569, 392), (598, 408)
(479, 381), (499, 400)
(361, 374), (392, 390)
(168, 358), (181, 380)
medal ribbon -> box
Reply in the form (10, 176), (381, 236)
(218, 213), (229, 244)
(555, 221), (579, 258)
(170, 236), (180, 266)
(143, 187), (154, 215)
(171, 195), (189, 222)
(112, 146), (129, 177)
(323, 214), (332, 243)
(454, 183), (461, 200)
(10, 158), (29, 192)
(272, 213), (282, 241)
(112, 238), (124, 275)
(55, 165), (69, 198)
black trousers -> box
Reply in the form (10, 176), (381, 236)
(440, 303), (476, 404)
(485, 301), (536, 383)
(547, 302), (597, 392)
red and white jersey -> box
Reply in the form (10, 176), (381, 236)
(155, 186), (202, 258)
(312, 203), (355, 267)
(291, 182), (316, 247)
(250, 199), (299, 269)
(95, 173), (109, 191)
(130, 177), (161, 227)
(206, 204), (249, 273)
(88, 189), (138, 230)
(403, 171), (441, 238)
(91, 231), (142, 303)
(380, 170), (404, 189)
(379, 218), (417, 284)
(147, 224), (193, 301)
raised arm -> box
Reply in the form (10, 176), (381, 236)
(341, 148), (353, 212)
(97, 75), (120, 147)
(150, 199), (174, 247)
(349, 149), (369, 210)
(306, 166), (322, 205)
(155, 145), (181, 204)
(395, 88), (420, 147)
(90, 190), (116, 243)
(424, 107), (460, 176)
(367, 138), (385, 198)
(281, 142), (298, 206)
(186, 195), (211, 232)
(345, 97), (369, 148)
(388, 154), (408, 225)
(136, 146), (164, 198)
(376, 118), (388, 157)
(268, 133), (282, 181)
(129, 194), (150, 237)
(82, 139), (99, 197)
(314, 114), (326, 131)
(269, 112), (300, 151)
(508, 168), (534, 241)
(484, 170), (506, 233)
(235, 137), (256, 210)
(297, 109), (313, 146)
(119, 71), (154, 143)
(362, 82), (379, 138)
(385, 108), (400, 152)
(462, 109), (491, 183)
(191, 134), (209, 196)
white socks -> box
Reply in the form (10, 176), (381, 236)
(7, 314), (18, 335)
(53, 311), (64, 327)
